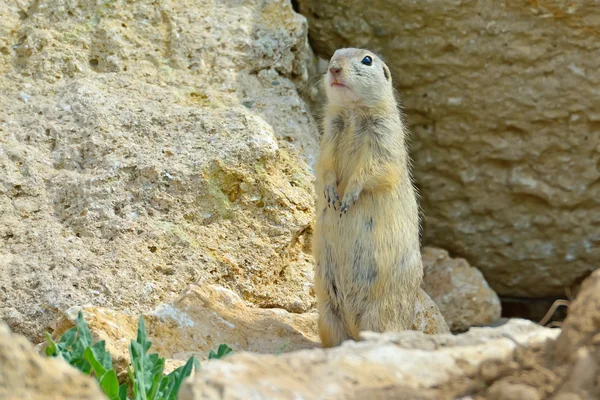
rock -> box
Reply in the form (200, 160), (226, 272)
(295, 0), (600, 298)
(486, 382), (541, 400)
(412, 287), (450, 334)
(553, 269), (600, 362)
(45, 271), (600, 400)
(551, 346), (600, 400)
(48, 284), (321, 376)
(48, 283), (448, 377)
(0, 322), (105, 400)
(0, 0), (319, 342)
(480, 270), (600, 400)
(42, 268), (600, 400)
(421, 247), (501, 331)
(179, 319), (559, 400)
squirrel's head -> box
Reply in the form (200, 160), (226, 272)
(324, 48), (394, 108)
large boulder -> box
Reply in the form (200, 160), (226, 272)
(295, 0), (600, 298)
(0, 0), (319, 341)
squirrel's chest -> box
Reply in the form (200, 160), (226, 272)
(334, 122), (371, 175)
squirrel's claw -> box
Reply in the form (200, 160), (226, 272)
(325, 184), (341, 211)
(339, 190), (359, 217)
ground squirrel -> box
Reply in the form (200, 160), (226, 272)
(312, 48), (423, 348)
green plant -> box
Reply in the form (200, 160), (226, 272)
(127, 316), (199, 400)
(45, 311), (127, 400)
(208, 343), (232, 360)
(45, 311), (233, 400)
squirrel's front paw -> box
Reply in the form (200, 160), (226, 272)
(324, 184), (340, 210)
(339, 190), (359, 216)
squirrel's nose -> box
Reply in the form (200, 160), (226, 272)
(329, 67), (342, 75)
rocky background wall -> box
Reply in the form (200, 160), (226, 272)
(295, 0), (600, 300)
(0, 0), (598, 399)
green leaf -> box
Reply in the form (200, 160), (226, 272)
(129, 315), (175, 400)
(43, 311), (130, 400)
(85, 346), (123, 400)
(57, 326), (77, 351)
(162, 356), (196, 400)
(129, 340), (148, 400)
(71, 356), (92, 375)
(146, 356), (165, 400)
(158, 377), (172, 400)
(136, 316), (152, 353)
(44, 332), (58, 357)
(51, 311), (95, 372)
(127, 364), (135, 388)
(159, 376), (176, 400)
(46, 311), (197, 400)
(208, 344), (232, 360)
(98, 369), (120, 400)
(83, 346), (108, 378)
(93, 341), (113, 372)
(75, 311), (93, 348)
(118, 384), (128, 400)
(70, 342), (86, 364)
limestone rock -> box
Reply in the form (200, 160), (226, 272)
(295, 0), (600, 297)
(0, 322), (105, 400)
(421, 247), (501, 331)
(179, 319), (559, 400)
(478, 269), (600, 400)
(45, 271), (600, 400)
(553, 269), (600, 362)
(49, 284), (321, 376)
(0, 0), (319, 341)
(412, 287), (450, 334)
(486, 382), (541, 400)
(175, 271), (600, 400)
(48, 283), (448, 378)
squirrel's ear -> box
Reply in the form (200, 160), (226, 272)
(383, 65), (390, 81)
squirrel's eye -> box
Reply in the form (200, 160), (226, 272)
(361, 56), (373, 66)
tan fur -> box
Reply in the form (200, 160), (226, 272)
(313, 48), (423, 348)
